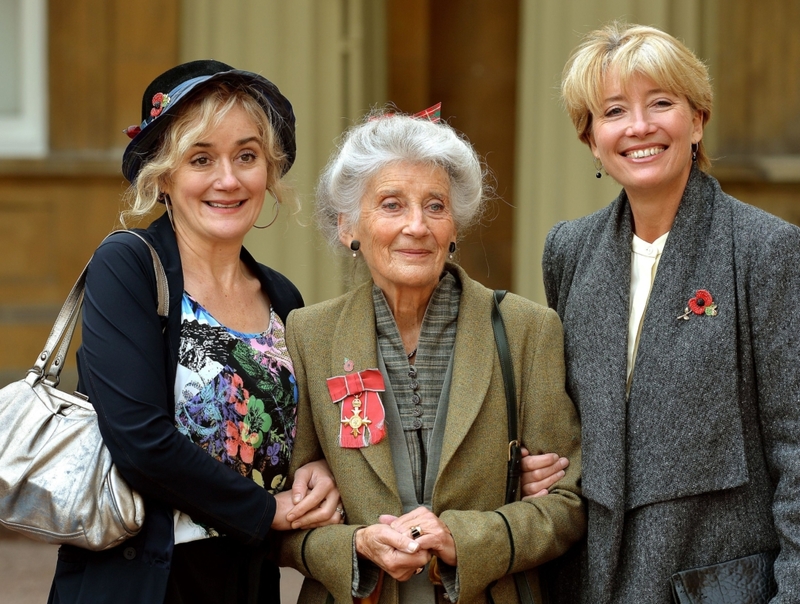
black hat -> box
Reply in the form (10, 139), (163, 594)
(122, 59), (296, 183)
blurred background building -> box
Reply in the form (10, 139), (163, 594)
(0, 0), (798, 599)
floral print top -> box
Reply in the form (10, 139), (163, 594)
(172, 292), (296, 544)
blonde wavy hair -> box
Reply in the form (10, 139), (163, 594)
(120, 82), (296, 227)
(561, 22), (713, 172)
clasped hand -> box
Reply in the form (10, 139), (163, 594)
(355, 506), (455, 582)
(271, 459), (344, 531)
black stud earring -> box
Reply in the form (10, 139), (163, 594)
(350, 240), (360, 258)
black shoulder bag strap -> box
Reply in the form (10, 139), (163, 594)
(490, 290), (537, 604)
(492, 290), (522, 503)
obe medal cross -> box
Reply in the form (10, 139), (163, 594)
(342, 395), (372, 438)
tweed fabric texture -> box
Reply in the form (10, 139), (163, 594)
(542, 167), (800, 604)
(280, 265), (585, 604)
(374, 272), (459, 501)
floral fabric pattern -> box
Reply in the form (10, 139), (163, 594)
(173, 293), (296, 543)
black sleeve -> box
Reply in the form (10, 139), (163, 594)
(79, 238), (275, 545)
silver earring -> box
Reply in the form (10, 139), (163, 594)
(593, 157), (603, 179)
(691, 143), (698, 163)
(253, 201), (279, 229)
(162, 194), (176, 231)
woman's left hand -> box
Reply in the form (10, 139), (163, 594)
(520, 448), (568, 498)
(286, 459), (345, 529)
(381, 506), (457, 566)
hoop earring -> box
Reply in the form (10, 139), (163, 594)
(691, 143), (698, 163)
(253, 201), (279, 229)
(593, 157), (603, 179)
(161, 193), (176, 231)
(350, 240), (360, 258)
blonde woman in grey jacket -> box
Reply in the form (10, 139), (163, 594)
(528, 22), (800, 604)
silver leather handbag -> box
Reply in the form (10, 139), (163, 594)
(0, 231), (167, 551)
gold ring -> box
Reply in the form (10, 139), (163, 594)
(410, 525), (422, 539)
(336, 506), (345, 521)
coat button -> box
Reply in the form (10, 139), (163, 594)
(443, 593), (451, 601)
(123, 547), (137, 560)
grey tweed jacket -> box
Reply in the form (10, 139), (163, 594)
(541, 167), (800, 604)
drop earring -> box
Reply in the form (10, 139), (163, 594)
(350, 240), (360, 258)
(593, 157), (603, 179)
(691, 143), (698, 163)
(448, 241), (456, 260)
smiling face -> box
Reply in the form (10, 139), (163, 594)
(589, 71), (703, 202)
(341, 162), (456, 303)
(164, 104), (269, 246)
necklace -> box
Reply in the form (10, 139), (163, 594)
(407, 348), (417, 359)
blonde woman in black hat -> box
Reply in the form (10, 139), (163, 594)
(47, 60), (343, 604)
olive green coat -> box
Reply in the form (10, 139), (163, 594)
(281, 266), (585, 604)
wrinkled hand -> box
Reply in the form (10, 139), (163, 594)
(274, 459), (343, 530)
(355, 523), (432, 581)
(520, 448), (568, 498)
(380, 506), (457, 566)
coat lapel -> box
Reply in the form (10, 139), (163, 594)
(626, 168), (743, 508)
(558, 196), (633, 598)
(329, 282), (400, 500)
(435, 268), (495, 484)
(563, 197), (631, 514)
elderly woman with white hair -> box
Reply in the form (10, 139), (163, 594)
(280, 108), (585, 604)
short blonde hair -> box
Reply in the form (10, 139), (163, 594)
(121, 82), (295, 226)
(561, 22), (713, 171)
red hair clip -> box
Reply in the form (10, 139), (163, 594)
(412, 102), (441, 123)
(370, 102), (442, 123)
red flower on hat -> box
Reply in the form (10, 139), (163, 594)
(150, 92), (171, 118)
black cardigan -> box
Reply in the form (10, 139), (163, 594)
(49, 213), (304, 604)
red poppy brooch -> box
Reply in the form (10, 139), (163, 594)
(677, 289), (718, 321)
(327, 369), (386, 448)
(150, 92), (171, 118)
(123, 92), (172, 139)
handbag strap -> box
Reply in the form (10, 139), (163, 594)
(32, 231), (169, 387)
(490, 290), (537, 604)
(492, 290), (521, 504)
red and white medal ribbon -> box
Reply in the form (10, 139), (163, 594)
(327, 369), (387, 448)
